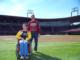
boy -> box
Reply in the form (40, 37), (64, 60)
(16, 23), (31, 59)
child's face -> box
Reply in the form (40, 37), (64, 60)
(22, 24), (27, 31)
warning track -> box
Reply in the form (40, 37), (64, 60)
(0, 35), (80, 42)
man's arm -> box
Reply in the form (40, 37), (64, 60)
(37, 21), (41, 34)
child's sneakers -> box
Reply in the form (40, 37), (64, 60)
(28, 52), (32, 56)
(20, 56), (29, 60)
(25, 56), (29, 59)
(20, 56), (24, 60)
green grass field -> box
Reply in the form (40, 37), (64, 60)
(0, 40), (80, 60)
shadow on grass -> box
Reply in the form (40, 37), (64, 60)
(31, 52), (61, 60)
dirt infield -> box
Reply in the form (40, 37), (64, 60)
(0, 35), (80, 42)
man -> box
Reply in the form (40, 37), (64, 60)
(28, 15), (40, 52)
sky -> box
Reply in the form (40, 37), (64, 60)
(0, 0), (80, 18)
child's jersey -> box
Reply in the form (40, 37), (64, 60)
(16, 30), (31, 41)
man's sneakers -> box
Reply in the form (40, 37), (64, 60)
(34, 49), (37, 53)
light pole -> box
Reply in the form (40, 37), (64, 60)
(71, 7), (79, 17)
(27, 10), (34, 18)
